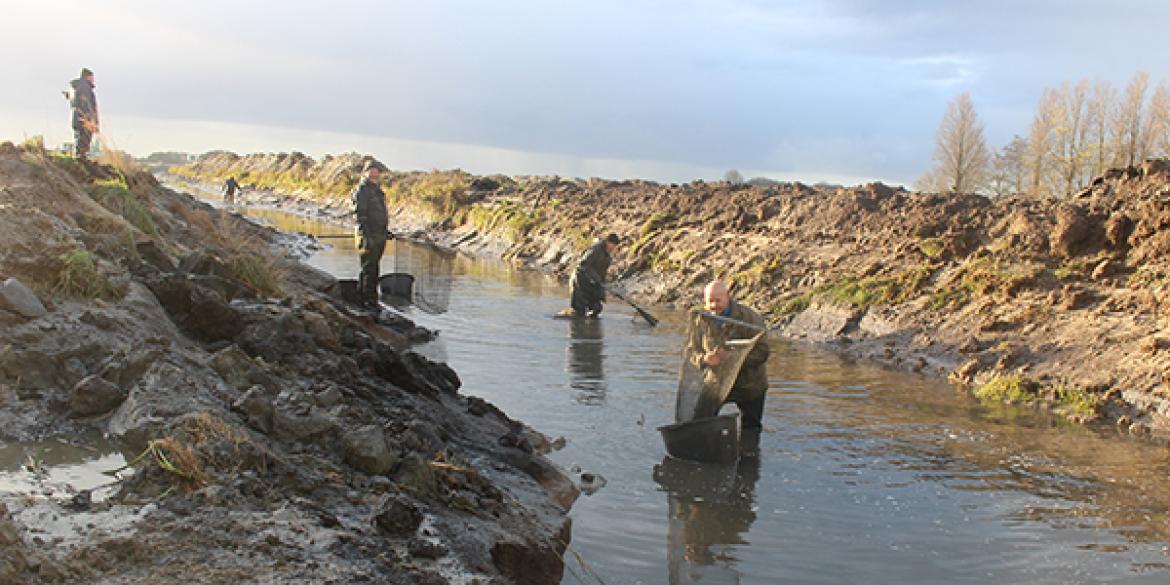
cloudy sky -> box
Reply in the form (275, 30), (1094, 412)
(2, 1), (1168, 185)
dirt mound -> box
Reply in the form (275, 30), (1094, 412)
(0, 143), (575, 584)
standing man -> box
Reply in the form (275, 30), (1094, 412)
(351, 160), (389, 309)
(688, 280), (770, 430)
(67, 68), (99, 161)
(568, 233), (620, 317)
(222, 176), (241, 205)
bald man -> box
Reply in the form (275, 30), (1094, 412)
(687, 280), (770, 430)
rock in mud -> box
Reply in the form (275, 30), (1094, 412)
(232, 385), (275, 433)
(343, 425), (398, 474)
(371, 494), (423, 537)
(69, 374), (127, 417)
(0, 277), (47, 318)
(144, 273), (246, 342)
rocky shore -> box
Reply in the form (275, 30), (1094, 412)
(0, 143), (576, 584)
(172, 150), (1170, 441)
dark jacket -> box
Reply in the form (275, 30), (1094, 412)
(70, 78), (98, 130)
(574, 239), (612, 287)
(687, 301), (770, 402)
(351, 178), (388, 238)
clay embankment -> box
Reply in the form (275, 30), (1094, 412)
(0, 142), (576, 584)
(174, 152), (1170, 439)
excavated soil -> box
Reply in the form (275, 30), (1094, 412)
(173, 152), (1170, 441)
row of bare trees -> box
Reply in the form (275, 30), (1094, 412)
(919, 72), (1170, 197)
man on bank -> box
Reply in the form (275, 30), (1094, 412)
(222, 176), (241, 205)
(351, 160), (389, 309)
(568, 233), (620, 317)
(66, 68), (99, 161)
(688, 280), (770, 431)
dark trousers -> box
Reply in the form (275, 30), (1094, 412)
(74, 125), (92, 160)
(358, 235), (386, 304)
(569, 273), (603, 316)
(727, 392), (766, 431)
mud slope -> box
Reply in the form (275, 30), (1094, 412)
(0, 142), (576, 585)
(174, 153), (1170, 440)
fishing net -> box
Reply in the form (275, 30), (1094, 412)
(387, 239), (454, 314)
(674, 314), (764, 423)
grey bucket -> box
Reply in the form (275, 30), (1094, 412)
(379, 273), (415, 300)
(657, 413), (740, 464)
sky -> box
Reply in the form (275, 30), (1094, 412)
(2, 0), (1168, 186)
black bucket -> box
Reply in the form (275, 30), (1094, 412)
(379, 273), (415, 300)
(657, 413), (740, 464)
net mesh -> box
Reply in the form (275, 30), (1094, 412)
(390, 239), (454, 314)
(674, 314), (763, 422)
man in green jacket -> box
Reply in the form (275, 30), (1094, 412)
(568, 233), (620, 317)
(351, 160), (389, 309)
(687, 280), (770, 430)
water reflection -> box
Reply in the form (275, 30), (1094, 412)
(566, 318), (606, 405)
(654, 432), (762, 584)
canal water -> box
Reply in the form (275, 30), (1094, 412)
(244, 206), (1170, 585)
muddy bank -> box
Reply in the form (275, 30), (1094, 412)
(172, 152), (1170, 440)
(0, 143), (576, 584)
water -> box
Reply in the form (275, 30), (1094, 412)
(256, 207), (1170, 583)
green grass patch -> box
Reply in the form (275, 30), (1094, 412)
(974, 375), (1039, 404)
(88, 176), (157, 236)
(730, 256), (784, 290)
(917, 237), (945, 259)
(771, 292), (812, 316)
(957, 257), (1041, 299)
(812, 265), (934, 308)
(1054, 385), (1103, 419)
(54, 248), (120, 300)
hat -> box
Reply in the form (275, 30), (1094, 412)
(605, 233), (620, 245)
(362, 160), (387, 172)
(80, 67), (93, 78)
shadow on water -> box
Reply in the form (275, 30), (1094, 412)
(200, 203), (1170, 584)
(654, 431), (762, 585)
(566, 317), (606, 405)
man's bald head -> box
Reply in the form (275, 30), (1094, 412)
(704, 280), (730, 314)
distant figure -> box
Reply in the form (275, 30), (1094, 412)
(568, 233), (620, 317)
(351, 160), (389, 309)
(222, 176), (241, 205)
(66, 68), (99, 161)
(687, 280), (770, 430)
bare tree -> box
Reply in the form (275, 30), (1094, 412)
(1144, 81), (1170, 160)
(989, 135), (1028, 197)
(1051, 80), (1093, 196)
(1086, 80), (1115, 178)
(723, 169), (744, 185)
(1027, 88), (1059, 197)
(1112, 71), (1150, 167)
(921, 92), (991, 193)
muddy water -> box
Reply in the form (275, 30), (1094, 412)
(247, 208), (1170, 583)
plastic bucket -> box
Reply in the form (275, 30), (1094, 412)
(657, 413), (740, 464)
(379, 273), (415, 300)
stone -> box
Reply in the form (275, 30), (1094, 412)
(1091, 258), (1115, 281)
(69, 374), (127, 417)
(371, 494), (423, 536)
(143, 273), (246, 342)
(0, 278), (47, 318)
(232, 385), (275, 434)
(343, 425), (397, 475)
(273, 408), (337, 442)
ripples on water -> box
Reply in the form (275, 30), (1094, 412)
(258, 209), (1170, 584)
